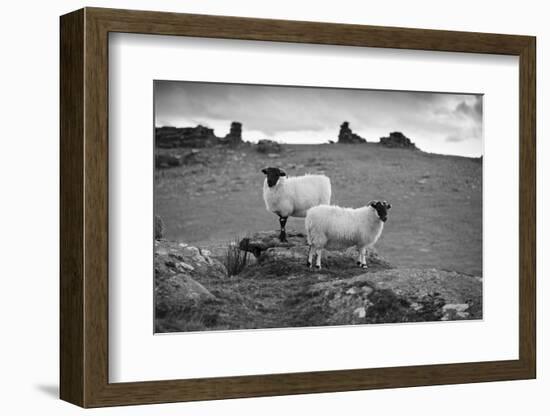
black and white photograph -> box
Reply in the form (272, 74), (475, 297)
(154, 80), (483, 333)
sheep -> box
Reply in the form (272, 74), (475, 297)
(305, 200), (391, 269)
(262, 167), (331, 242)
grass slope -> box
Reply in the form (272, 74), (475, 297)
(155, 143), (482, 276)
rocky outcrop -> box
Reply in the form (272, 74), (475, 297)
(156, 125), (218, 148)
(338, 121), (367, 144)
(239, 230), (306, 257)
(155, 239), (227, 280)
(306, 269), (481, 325)
(155, 149), (203, 169)
(156, 122), (245, 149)
(154, 232), (482, 333)
(239, 230), (391, 270)
(155, 273), (216, 320)
(154, 239), (229, 332)
(256, 139), (282, 154)
(379, 131), (418, 149)
(223, 122), (243, 146)
(155, 153), (184, 168)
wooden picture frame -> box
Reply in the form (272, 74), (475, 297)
(60, 7), (536, 408)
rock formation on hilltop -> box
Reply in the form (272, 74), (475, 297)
(338, 121), (367, 144)
(379, 131), (418, 149)
(256, 139), (282, 154)
(155, 121), (244, 148)
(155, 125), (217, 148)
(223, 122), (243, 146)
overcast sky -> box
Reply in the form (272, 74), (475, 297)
(154, 80), (482, 157)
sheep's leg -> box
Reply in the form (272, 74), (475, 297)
(307, 245), (314, 268)
(279, 216), (288, 242)
(358, 247), (368, 269)
(315, 249), (323, 269)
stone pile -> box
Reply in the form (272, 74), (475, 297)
(223, 122), (243, 146)
(379, 131), (418, 149)
(256, 139), (282, 154)
(156, 121), (244, 148)
(337, 121), (367, 144)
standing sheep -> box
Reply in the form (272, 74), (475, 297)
(262, 167), (331, 242)
(305, 200), (391, 269)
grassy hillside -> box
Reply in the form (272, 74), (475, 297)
(155, 143), (482, 276)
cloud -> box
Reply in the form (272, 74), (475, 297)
(454, 96), (482, 121)
(154, 81), (483, 156)
(446, 134), (464, 143)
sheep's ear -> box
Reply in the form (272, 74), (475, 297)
(279, 170), (287, 177)
(368, 200), (376, 207)
(386, 202), (392, 209)
(261, 168), (268, 175)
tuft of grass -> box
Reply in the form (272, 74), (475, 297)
(224, 237), (250, 277)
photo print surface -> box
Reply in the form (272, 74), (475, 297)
(154, 80), (483, 333)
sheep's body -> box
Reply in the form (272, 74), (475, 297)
(263, 173), (331, 241)
(263, 174), (331, 218)
(305, 204), (386, 269)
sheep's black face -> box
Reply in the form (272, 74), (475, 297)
(370, 200), (392, 222)
(262, 167), (286, 187)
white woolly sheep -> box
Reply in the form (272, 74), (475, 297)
(305, 200), (391, 269)
(262, 167), (331, 242)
